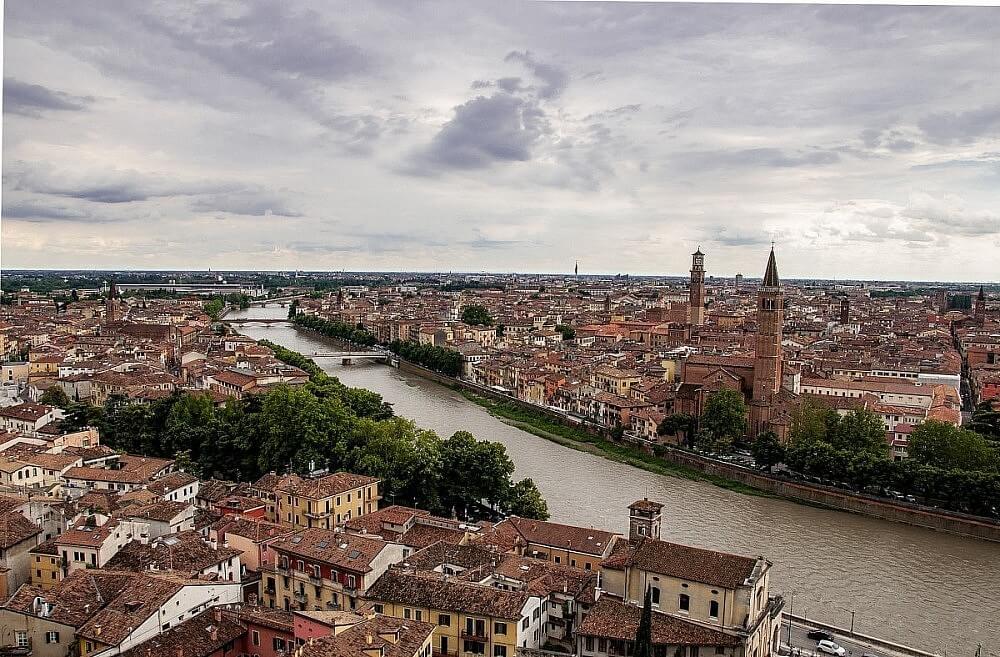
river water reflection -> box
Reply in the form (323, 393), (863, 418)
(228, 306), (999, 653)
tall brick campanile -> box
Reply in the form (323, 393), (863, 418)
(750, 247), (783, 438)
(975, 285), (986, 324)
(689, 248), (706, 326)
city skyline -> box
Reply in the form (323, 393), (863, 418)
(3, 2), (1000, 279)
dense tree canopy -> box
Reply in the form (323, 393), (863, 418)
(461, 304), (494, 326)
(388, 340), (463, 377)
(909, 420), (998, 472)
(39, 385), (71, 409)
(697, 389), (747, 452)
(293, 313), (377, 346)
(64, 344), (547, 521)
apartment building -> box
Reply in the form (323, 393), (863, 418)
(275, 472), (381, 530)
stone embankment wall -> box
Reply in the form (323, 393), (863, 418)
(398, 360), (1000, 543)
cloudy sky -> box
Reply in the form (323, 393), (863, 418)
(2, 1), (999, 280)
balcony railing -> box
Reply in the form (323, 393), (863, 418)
(461, 630), (488, 642)
(293, 591), (308, 603)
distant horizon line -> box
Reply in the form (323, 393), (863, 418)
(2, 268), (995, 286)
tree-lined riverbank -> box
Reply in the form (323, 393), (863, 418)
(225, 307), (1000, 653)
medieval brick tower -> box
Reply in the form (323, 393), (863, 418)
(689, 248), (706, 326)
(105, 283), (120, 324)
(840, 296), (850, 324)
(975, 285), (986, 324)
(750, 247), (783, 438)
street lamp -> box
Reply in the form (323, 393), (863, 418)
(785, 592), (794, 647)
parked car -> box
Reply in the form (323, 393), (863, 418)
(817, 640), (847, 656)
(807, 630), (833, 641)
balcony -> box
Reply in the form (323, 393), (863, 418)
(461, 630), (488, 642)
(264, 585), (276, 596)
(293, 591), (308, 603)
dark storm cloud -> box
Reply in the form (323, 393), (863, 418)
(407, 94), (550, 172)
(2, 78), (93, 117)
(5, 163), (239, 204)
(405, 51), (571, 174)
(918, 104), (1000, 145)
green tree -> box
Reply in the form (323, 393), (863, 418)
(461, 304), (494, 326)
(39, 385), (71, 409)
(751, 431), (785, 468)
(657, 413), (695, 444)
(698, 389), (747, 451)
(203, 298), (224, 320)
(634, 586), (654, 657)
(969, 401), (1000, 442)
(555, 324), (575, 340)
(287, 299), (299, 319)
(503, 478), (549, 520)
(909, 420), (998, 472)
(789, 399), (840, 446)
(829, 409), (888, 455)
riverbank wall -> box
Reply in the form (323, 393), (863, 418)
(785, 614), (941, 657)
(397, 360), (1000, 543)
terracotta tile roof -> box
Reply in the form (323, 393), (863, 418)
(0, 403), (55, 422)
(77, 573), (186, 644)
(0, 511), (41, 548)
(275, 472), (379, 499)
(367, 570), (529, 620)
(269, 528), (388, 572)
(105, 530), (239, 576)
(579, 596), (739, 647)
(506, 517), (618, 557)
(145, 470), (198, 495)
(236, 605), (294, 633)
(297, 614), (435, 657)
(602, 537), (760, 590)
(4, 570), (136, 628)
(119, 607), (245, 657)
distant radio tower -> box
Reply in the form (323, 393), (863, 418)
(574, 260), (579, 277)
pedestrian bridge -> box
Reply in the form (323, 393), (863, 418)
(311, 351), (394, 365)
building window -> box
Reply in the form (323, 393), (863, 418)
(374, 603), (384, 613)
(585, 637), (595, 652)
(404, 608), (412, 619)
(252, 631), (260, 646)
(274, 637), (287, 651)
(709, 600), (719, 619)
(44, 630), (60, 644)
(651, 586), (660, 605)
(679, 594), (690, 611)
(415, 610), (422, 621)
(494, 646), (507, 657)
(494, 622), (506, 635)
(439, 614), (451, 626)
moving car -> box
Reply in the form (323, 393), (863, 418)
(817, 640), (847, 656)
(807, 630), (834, 641)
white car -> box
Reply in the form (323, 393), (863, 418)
(817, 640), (847, 656)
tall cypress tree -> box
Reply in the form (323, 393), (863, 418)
(634, 586), (653, 657)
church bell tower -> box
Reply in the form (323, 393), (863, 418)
(689, 248), (706, 326)
(750, 247), (783, 438)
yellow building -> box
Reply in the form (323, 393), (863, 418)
(29, 540), (63, 590)
(591, 365), (641, 397)
(367, 570), (545, 657)
(592, 501), (783, 657)
(275, 472), (381, 530)
(499, 516), (619, 572)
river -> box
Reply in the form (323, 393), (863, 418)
(227, 305), (998, 654)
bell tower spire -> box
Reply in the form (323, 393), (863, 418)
(750, 246), (783, 438)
